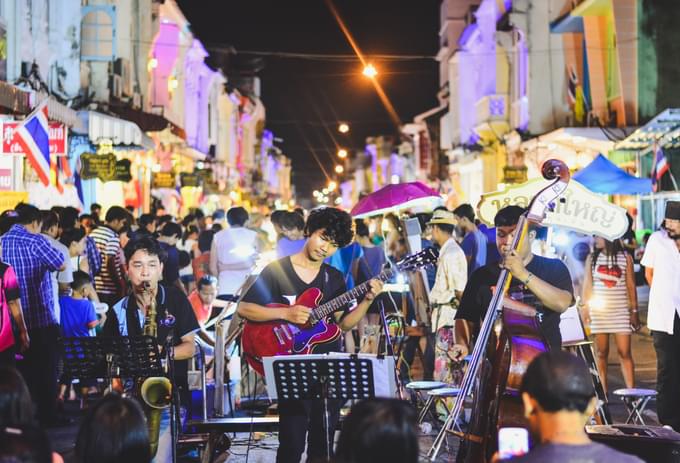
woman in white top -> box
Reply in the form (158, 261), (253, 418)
(581, 236), (640, 392)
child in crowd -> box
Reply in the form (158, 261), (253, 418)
(57, 271), (101, 408)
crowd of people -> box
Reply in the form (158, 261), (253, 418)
(0, 197), (675, 463)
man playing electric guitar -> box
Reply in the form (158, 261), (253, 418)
(238, 207), (383, 463)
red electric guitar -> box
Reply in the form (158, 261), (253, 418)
(241, 248), (438, 375)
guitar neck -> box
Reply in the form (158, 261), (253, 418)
(312, 268), (395, 321)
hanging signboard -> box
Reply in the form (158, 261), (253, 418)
(502, 166), (528, 184)
(477, 178), (628, 240)
(152, 172), (176, 189)
(180, 172), (200, 188)
(80, 153), (117, 181)
(2, 121), (67, 155)
(114, 159), (132, 182)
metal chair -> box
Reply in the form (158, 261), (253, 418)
(405, 380), (447, 424)
(612, 388), (658, 425)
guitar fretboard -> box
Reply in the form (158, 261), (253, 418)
(310, 268), (396, 323)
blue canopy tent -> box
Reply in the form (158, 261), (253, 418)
(573, 154), (652, 194)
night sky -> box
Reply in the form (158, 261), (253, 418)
(178, 0), (440, 199)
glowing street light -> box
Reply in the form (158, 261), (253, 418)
(328, 181), (337, 191)
(322, 188), (329, 195)
(335, 165), (344, 174)
(362, 63), (378, 78)
(338, 123), (350, 134)
(337, 149), (348, 159)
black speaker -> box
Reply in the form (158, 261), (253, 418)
(586, 425), (680, 462)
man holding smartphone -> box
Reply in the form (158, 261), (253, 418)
(499, 351), (642, 462)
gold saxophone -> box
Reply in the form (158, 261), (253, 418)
(140, 282), (172, 458)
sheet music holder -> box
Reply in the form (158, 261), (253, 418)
(61, 336), (163, 382)
(263, 353), (397, 460)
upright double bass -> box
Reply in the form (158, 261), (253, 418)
(427, 159), (570, 462)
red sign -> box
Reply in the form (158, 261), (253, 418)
(0, 168), (11, 190)
(2, 121), (67, 156)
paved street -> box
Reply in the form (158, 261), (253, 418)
(47, 287), (659, 462)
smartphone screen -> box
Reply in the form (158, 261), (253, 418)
(498, 427), (529, 459)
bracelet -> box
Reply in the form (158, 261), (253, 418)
(522, 272), (534, 286)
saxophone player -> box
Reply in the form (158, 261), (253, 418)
(102, 236), (200, 463)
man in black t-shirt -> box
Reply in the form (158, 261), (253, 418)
(454, 206), (574, 355)
(103, 236), (199, 463)
(239, 208), (383, 463)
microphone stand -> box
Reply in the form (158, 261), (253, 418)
(162, 316), (178, 463)
(379, 298), (406, 400)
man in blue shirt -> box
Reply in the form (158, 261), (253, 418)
(453, 204), (488, 275)
(1, 203), (65, 426)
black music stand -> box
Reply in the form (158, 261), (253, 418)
(265, 355), (377, 460)
(61, 336), (163, 387)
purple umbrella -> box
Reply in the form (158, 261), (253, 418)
(351, 182), (443, 218)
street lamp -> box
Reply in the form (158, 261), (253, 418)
(337, 149), (348, 159)
(362, 63), (378, 78)
(335, 165), (344, 174)
(338, 123), (350, 134)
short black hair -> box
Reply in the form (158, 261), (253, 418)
(227, 207), (248, 227)
(15, 204), (41, 226)
(355, 219), (369, 237)
(494, 205), (525, 227)
(124, 236), (166, 263)
(280, 211), (304, 231)
(178, 250), (191, 268)
(181, 214), (196, 228)
(0, 210), (18, 235)
(335, 399), (418, 463)
(138, 213), (155, 230)
(59, 206), (80, 231)
(105, 206), (129, 223)
(90, 203), (102, 211)
(304, 207), (354, 248)
(197, 230), (215, 252)
(521, 351), (595, 413)
(211, 223), (223, 232)
(71, 270), (92, 292)
(160, 222), (182, 238)
(197, 275), (217, 290)
(0, 425), (52, 463)
(75, 394), (150, 463)
(60, 227), (86, 248)
(40, 210), (59, 233)
(453, 204), (475, 222)
(270, 210), (286, 227)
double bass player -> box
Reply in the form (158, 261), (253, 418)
(453, 205), (574, 359)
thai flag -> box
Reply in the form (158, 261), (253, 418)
(14, 101), (50, 186)
(652, 143), (670, 192)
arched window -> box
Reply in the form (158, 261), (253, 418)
(81, 5), (116, 61)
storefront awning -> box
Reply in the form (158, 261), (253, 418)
(35, 93), (84, 131)
(0, 81), (31, 114)
(76, 111), (155, 150)
(108, 103), (185, 139)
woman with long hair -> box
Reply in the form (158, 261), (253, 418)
(581, 236), (640, 392)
